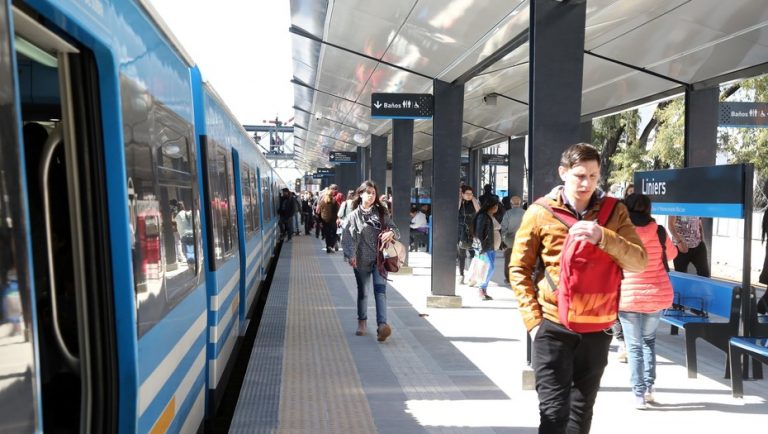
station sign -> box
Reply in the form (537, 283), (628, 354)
(482, 154), (509, 166)
(633, 164), (748, 218)
(329, 151), (357, 164)
(719, 102), (768, 128)
(371, 93), (433, 119)
(312, 167), (335, 179)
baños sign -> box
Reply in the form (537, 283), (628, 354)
(633, 164), (749, 218)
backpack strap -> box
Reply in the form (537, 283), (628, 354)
(596, 197), (619, 226)
(533, 197), (577, 228)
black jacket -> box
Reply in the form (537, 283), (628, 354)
(474, 212), (495, 253)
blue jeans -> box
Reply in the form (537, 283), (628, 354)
(618, 311), (661, 396)
(354, 262), (388, 325)
(478, 250), (496, 290)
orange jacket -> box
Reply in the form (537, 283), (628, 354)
(508, 187), (647, 331)
(619, 222), (678, 313)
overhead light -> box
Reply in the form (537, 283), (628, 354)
(483, 94), (497, 106)
(353, 133), (366, 144)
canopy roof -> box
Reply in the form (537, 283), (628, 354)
(290, 0), (768, 171)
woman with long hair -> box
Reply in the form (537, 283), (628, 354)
(471, 196), (500, 300)
(457, 185), (480, 284)
(619, 193), (677, 409)
(341, 180), (400, 341)
(317, 187), (340, 253)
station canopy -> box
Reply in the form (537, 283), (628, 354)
(289, 0), (768, 171)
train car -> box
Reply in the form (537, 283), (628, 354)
(0, 1), (285, 433)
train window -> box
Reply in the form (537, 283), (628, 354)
(261, 176), (271, 220)
(207, 143), (237, 263)
(241, 163), (254, 235)
(251, 169), (261, 232)
(122, 77), (201, 336)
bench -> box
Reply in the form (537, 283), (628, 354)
(660, 272), (741, 378)
(728, 337), (768, 398)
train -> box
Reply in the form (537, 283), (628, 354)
(0, 0), (286, 432)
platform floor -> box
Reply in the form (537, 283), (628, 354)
(230, 235), (768, 433)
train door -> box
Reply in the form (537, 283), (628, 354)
(0, 6), (117, 433)
(232, 150), (248, 333)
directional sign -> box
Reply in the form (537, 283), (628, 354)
(329, 151), (357, 164)
(314, 167), (335, 178)
(719, 102), (768, 128)
(482, 154), (509, 166)
(371, 93), (433, 119)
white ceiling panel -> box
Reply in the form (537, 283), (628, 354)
(438, 0), (529, 82)
(383, 0), (530, 78)
(316, 45), (379, 101)
(584, 0), (690, 50)
(325, 0), (416, 57)
(290, 0), (329, 38)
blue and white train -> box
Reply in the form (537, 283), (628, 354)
(0, 1), (285, 432)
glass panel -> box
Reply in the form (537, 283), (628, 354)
(207, 144), (236, 261)
(251, 170), (261, 232)
(241, 164), (254, 234)
(121, 76), (200, 336)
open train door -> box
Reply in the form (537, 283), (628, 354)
(0, 5), (117, 433)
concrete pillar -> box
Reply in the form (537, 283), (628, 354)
(507, 137), (525, 199)
(430, 79), (464, 305)
(371, 135), (387, 192)
(392, 119), (414, 266)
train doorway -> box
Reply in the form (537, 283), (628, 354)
(0, 5), (117, 433)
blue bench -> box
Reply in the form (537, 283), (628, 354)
(660, 272), (741, 378)
(729, 337), (768, 398)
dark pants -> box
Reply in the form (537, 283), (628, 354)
(457, 246), (475, 277)
(532, 319), (612, 434)
(302, 212), (313, 234)
(672, 241), (710, 277)
(315, 217), (322, 238)
(322, 221), (337, 249)
(503, 247), (513, 282)
(279, 217), (293, 240)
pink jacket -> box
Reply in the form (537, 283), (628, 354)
(619, 221), (678, 313)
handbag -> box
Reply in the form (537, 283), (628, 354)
(382, 240), (406, 272)
(466, 253), (490, 286)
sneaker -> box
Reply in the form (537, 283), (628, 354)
(634, 395), (647, 410)
(479, 290), (493, 301)
(644, 387), (655, 404)
(377, 324), (392, 342)
(458, 275), (465, 285)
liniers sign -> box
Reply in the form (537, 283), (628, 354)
(329, 151), (357, 164)
(371, 93), (433, 119)
(719, 102), (768, 128)
(633, 164), (749, 218)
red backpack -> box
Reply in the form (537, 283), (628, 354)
(535, 196), (622, 333)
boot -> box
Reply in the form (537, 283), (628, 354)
(377, 323), (392, 342)
(355, 320), (367, 336)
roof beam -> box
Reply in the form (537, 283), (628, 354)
(584, 50), (692, 90)
(289, 25), (433, 81)
(452, 28), (529, 86)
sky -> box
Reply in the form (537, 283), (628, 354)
(149, 0), (294, 126)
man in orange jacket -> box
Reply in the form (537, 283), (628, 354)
(509, 143), (647, 433)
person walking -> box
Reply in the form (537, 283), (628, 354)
(509, 143), (647, 433)
(317, 188), (340, 253)
(278, 188), (296, 241)
(341, 180), (400, 342)
(668, 215), (710, 277)
(500, 195), (524, 284)
(472, 196), (501, 300)
(457, 185), (480, 284)
(619, 193), (677, 409)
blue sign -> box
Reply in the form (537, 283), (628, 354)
(633, 164), (748, 218)
(329, 151), (357, 163)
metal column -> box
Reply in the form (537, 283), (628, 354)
(421, 159), (433, 189)
(392, 119), (414, 266)
(528, 0), (587, 201)
(371, 134), (387, 191)
(359, 146), (371, 183)
(468, 148), (482, 191)
(507, 137), (525, 198)
(683, 86), (719, 293)
(431, 79), (464, 302)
